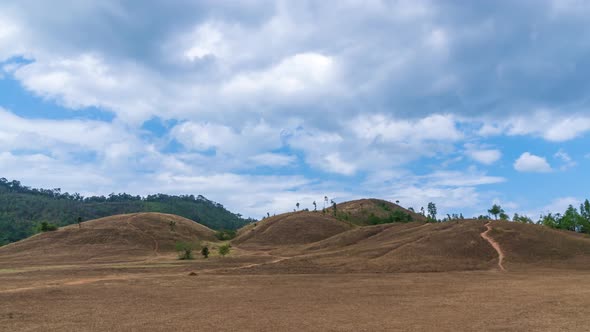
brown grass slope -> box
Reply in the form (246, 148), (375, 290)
(488, 220), (590, 270)
(233, 211), (353, 247)
(0, 213), (216, 266)
(335, 198), (427, 224)
(241, 219), (590, 273)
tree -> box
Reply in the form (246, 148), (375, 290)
(77, 216), (82, 229)
(169, 220), (176, 232)
(331, 200), (337, 216)
(513, 213), (533, 224)
(488, 204), (504, 220)
(324, 196), (329, 209)
(499, 212), (509, 221)
(175, 241), (200, 260)
(201, 246), (210, 259)
(580, 200), (590, 234)
(296, 202), (300, 211)
(541, 213), (559, 229)
(36, 221), (58, 233)
(560, 205), (583, 232)
(218, 243), (231, 257)
(313, 201), (317, 211)
(395, 200), (400, 204)
(427, 202), (437, 221)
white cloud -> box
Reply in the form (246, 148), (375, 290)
(0, 107), (136, 154)
(14, 54), (161, 124)
(425, 171), (505, 187)
(322, 153), (357, 175)
(554, 149), (577, 170)
(182, 23), (229, 61)
(222, 52), (338, 97)
(249, 153), (296, 167)
(478, 111), (590, 142)
(352, 114), (462, 143)
(466, 145), (501, 165)
(171, 120), (283, 156)
(514, 152), (552, 173)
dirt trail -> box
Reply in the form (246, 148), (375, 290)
(480, 221), (506, 271)
(127, 215), (160, 256)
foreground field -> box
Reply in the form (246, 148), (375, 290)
(1, 257), (590, 331)
(2, 212), (590, 331)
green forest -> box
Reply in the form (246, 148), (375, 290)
(0, 178), (254, 245)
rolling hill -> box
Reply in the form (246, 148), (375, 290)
(233, 211), (353, 246)
(334, 198), (427, 224)
(0, 177), (252, 245)
(0, 213), (217, 266)
(232, 218), (590, 273)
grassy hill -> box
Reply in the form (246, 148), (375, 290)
(332, 198), (427, 225)
(233, 219), (590, 273)
(0, 213), (217, 266)
(0, 178), (253, 245)
(234, 211), (353, 246)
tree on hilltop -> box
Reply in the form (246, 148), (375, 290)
(427, 202), (437, 222)
(488, 204), (504, 220)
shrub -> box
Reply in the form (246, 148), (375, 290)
(218, 243), (231, 257)
(201, 246), (210, 259)
(215, 229), (237, 241)
(36, 221), (58, 233)
(175, 241), (200, 260)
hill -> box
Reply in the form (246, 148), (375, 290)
(0, 212), (216, 266)
(488, 220), (590, 270)
(233, 211), (353, 246)
(0, 177), (252, 245)
(235, 219), (590, 273)
(333, 198), (427, 225)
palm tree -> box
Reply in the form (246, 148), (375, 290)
(296, 202), (300, 211)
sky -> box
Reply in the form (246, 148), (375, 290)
(0, 0), (589, 219)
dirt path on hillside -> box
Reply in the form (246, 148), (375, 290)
(480, 222), (506, 271)
(127, 215), (160, 257)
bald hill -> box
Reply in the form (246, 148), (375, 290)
(0, 213), (218, 266)
(0, 178), (253, 245)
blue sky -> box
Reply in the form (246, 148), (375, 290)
(0, 0), (589, 219)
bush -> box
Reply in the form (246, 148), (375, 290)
(215, 229), (237, 241)
(201, 246), (210, 259)
(218, 243), (231, 257)
(36, 221), (58, 233)
(175, 241), (200, 260)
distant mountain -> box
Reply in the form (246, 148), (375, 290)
(0, 177), (254, 245)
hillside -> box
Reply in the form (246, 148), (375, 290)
(0, 177), (252, 245)
(488, 220), (590, 270)
(235, 219), (590, 273)
(233, 211), (353, 246)
(0, 213), (217, 266)
(333, 198), (427, 225)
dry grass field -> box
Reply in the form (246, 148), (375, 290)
(2, 210), (590, 331)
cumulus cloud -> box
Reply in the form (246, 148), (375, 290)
(465, 144), (502, 165)
(514, 152), (552, 173)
